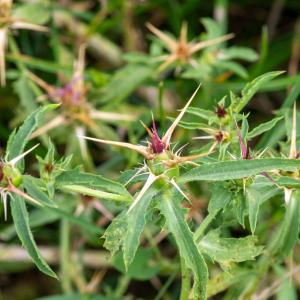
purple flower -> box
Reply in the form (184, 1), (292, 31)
(215, 105), (227, 118)
(150, 121), (165, 154)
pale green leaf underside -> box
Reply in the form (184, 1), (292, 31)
(199, 229), (263, 264)
(56, 169), (132, 202)
(61, 185), (130, 202)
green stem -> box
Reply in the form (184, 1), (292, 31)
(158, 81), (165, 130)
(113, 275), (130, 297)
(194, 211), (218, 242)
(8, 36), (26, 72)
(179, 258), (190, 300)
(154, 273), (176, 300)
(59, 219), (72, 293)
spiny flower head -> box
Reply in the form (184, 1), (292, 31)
(141, 119), (165, 154)
(29, 44), (135, 144)
(0, 144), (44, 220)
(147, 22), (234, 71)
(215, 104), (227, 118)
(30, 45), (87, 110)
(78, 84), (216, 165)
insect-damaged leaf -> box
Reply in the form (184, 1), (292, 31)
(198, 229), (263, 264)
(103, 186), (159, 270)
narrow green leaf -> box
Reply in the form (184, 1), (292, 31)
(256, 75), (300, 149)
(44, 206), (103, 235)
(14, 75), (38, 112)
(276, 176), (300, 188)
(56, 169), (132, 202)
(248, 116), (283, 138)
(60, 185), (130, 202)
(0, 208), (58, 241)
(7, 54), (73, 74)
(246, 187), (261, 234)
(160, 189), (208, 300)
(271, 191), (300, 259)
(101, 65), (152, 105)
(220, 47), (258, 62)
(10, 194), (57, 278)
(56, 169), (130, 197)
(180, 158), (300, 183)
(5, 105), (57, 165)
(234, 71), (284, 113)
(218, 61), (249, 79)
(186, 107), (216, 121)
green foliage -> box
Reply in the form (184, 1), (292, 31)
(1, 2), (300, 299)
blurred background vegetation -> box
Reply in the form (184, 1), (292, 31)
(1, 0), (300, 299)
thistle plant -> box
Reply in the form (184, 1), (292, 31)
(4, 71), (300, 300)
(3, 1), (300, 299)
(29, 45), (135, 168)
(74, 73), (300, 299)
